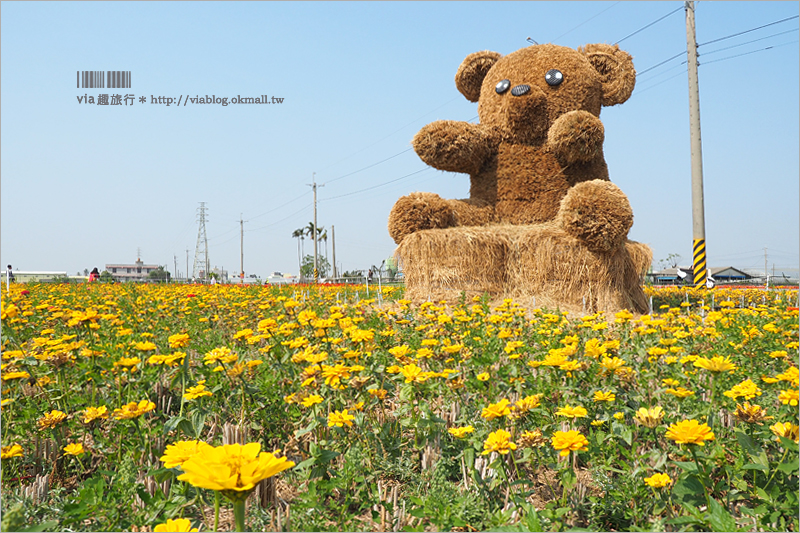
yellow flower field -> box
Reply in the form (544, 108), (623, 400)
(0, 282), (797, 531)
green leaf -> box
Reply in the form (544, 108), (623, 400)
(735, 430), (768, 467)
(611, 421), (633, 447)
(294, 419), (319, 437)
(17, 521), (60, 532)
(672, 474), (706, 507)
(294, 457), (316, 470)
(673, 461), (699, 473)
(191, 411), (206, 439)
(705, 497), (737, 532)
(163, 415), (187, 435)
(778, 458), (799, 474)
(560, 468), (577, 490)
(740, 463), (768, 472)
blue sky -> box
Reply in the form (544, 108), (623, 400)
(2, 1), (798, 279)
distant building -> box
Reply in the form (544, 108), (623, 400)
(8, 271), (69, 283)
(105, 258), (161, 282)
(648, 266), (753, 285)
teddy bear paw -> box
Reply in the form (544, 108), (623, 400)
(388, 192), (456, 244)
(555, 180), (633, 253)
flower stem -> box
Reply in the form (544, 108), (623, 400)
(214, 491), (220, 531)
(233, 499), (246, 532)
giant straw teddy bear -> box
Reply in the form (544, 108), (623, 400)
(389, 44), (652, 314)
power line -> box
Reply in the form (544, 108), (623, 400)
(322, 167), (431, 202)
(247, 204), (311, 233)
(249, 190), (310, 221)
(631, 67), (687, 97)
(701, 40), (798, 66)
(697, 14), (799, 47)
(700, 27), (798, 56)
(317, 96), (461, 173)
(614, 5), (683, 45)
(326, 148), (413, 184)
(637, 51), (685, 77)
(551, 1), (622, 43)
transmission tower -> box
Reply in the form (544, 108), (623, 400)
(192, 202), (209, 280)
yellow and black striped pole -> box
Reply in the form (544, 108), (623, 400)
(686, 3), (708, 289)
(693, 238), (706, 287)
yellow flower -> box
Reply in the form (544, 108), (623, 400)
(661, 378), (680, 387)
(593, 391), (616, 403)
(184, 381), (213, 401)
(482, 399), (512, 420)
(328, 409), (355, 427)
(177, 443), (294, 493)
(160, 440), (214, 468)
(723, 379), (762, 400)
(613, 412), (625, 421)
(734, 403), (773, 425)
(388, 345), (413, 359)
(644, 473), (672, 488)
(113, 356), (141, 370)
(168, 333), (190, 349)
(367, 388), (387, 400)
(63, 442), (85, 456)
(633, 406), (664, 428)
(778, 389), (799, 406)
(665, 387), (695, 399)
(476, 372), (490, 382)
(776, 366), (799, 387)
(3, 370), (31, 381)
(600, 357), (627, 372)
(133, 341), (157, 351)
(113, 400), (156, 420)
(769, 422), (800, 443)
(665, 419), (715, 446)
(482, 429), (517, 455)
(693, 356), (737, 373)
(399, 363), (424, 383)
(583, 338), (607, 358)
(301, 394), (323, 407)
(82, 406), (108, 424)
(153, 518), (199, 532)
(517, 430), (547, 448)
(514, 394), (543, 413)
(320, 363), (351, 388)
(38, 409), (68, 430)
(555, 405), (588, 419)
(448, 426), (475, 438)
(1, 444), (23, 459)
(551, 430), (589, 457)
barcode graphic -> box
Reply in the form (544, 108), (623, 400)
(77, 71), (131, 89)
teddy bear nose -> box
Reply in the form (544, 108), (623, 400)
(511, 84), (531, 96)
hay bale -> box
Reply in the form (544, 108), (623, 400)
(396, 224), (651, 315)
(555, 180), (633, 253)
(396, 227), (509, 302)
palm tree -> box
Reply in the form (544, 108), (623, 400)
(292, 228), (305, 275)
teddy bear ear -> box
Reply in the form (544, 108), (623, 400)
(578, 44), (636, 106)
(455, 51), (502, 103)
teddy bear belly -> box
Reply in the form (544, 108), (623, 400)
(492, 144), (570, 224)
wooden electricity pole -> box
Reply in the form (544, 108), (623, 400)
(307, 173), (323, 283)
(685, 1), (707, 288)
(331, 225), (337, 280)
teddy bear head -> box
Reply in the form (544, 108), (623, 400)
(454, 44), (635, 144)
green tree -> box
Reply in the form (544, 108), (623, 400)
(300, 254), (330, 279)
(147, 267), (171, 282)
(99, 270), (114, 283)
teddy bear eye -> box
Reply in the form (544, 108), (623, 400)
(495, 79), (511, 94)
(545, 69), (564, 86)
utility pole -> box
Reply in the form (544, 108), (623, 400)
(307, 172), (324, 283)
(331, 225), (337, 279)
(685, 1), (707, 288)
(239, 215), (247, 284)
(764, 248), (769, 287)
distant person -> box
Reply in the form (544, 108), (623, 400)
(88, 267), (100, 282)
(6, 265), (14, 283)
(368, 269), (373, 283)
(211, 277), (217, 286)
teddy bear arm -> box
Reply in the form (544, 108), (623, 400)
(546, 110), (606, 166)
(412, 121), (495, 175)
